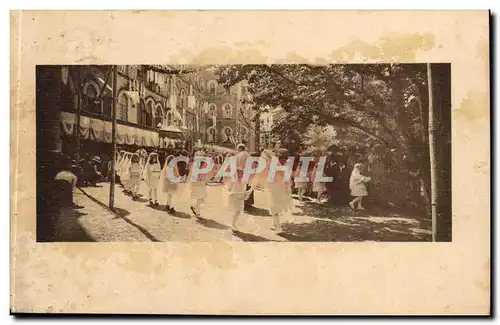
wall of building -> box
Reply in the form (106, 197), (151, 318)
(46, 65), (258, 154)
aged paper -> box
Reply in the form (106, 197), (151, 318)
(11, 10), (489, 314)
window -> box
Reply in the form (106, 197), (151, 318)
(166, 111), (172, 126)
(221, 126), (233, 143)
(207, 126), (216, 143)
(101, 96), (112, 117)
(188, 121), (194, 131)
(146, 100), (154, 126)
(83, 82), (99, 114)
(240, 126), (249, 142)
(118, 93), (128, 121)
(180, 89), (186, 108)
(155, 104), (163, 128)
(208, 80), (217, 95)
(222, 104), (232, 119)
(138, 100), (146, 125)
(208, 103), (217, 117)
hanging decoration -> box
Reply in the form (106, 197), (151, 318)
(61, 66), (69, 85)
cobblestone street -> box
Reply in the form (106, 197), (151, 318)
(53, 182), (432, 242)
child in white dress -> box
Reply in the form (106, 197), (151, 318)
(143, 152), (161, 206)
(129, 153), (143, 200)
(312, 159), (327, 203)
(120, 153), (132, 194)
(188, 151), (215, 218)
(349, 163), (371, 210)
(293, 160), (309, 202)
(159, 154), (181, 213)
(247, 149), (290, 232)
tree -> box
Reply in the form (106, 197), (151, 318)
(216, 64), (433, 208)
(303, 125), (338, 151)
(427, 63), (452, 242)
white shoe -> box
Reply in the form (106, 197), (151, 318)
(357, 207), (365, 211)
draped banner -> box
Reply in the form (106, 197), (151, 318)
(61, 112), (75, 135)
(89, 119), (104, 141)
(59, 112), (160, 148)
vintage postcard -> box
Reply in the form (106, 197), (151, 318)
(11, 10), (490, 315)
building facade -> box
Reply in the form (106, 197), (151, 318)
(194, 69), (257, 152)
(38, 65), (258, 163)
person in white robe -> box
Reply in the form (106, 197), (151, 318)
(129, 153), (143, 200)
(188, 151), (215, 218)
(120, 153), (132, 193)
(293, 159), (309, 202)
(142, 152), (162, 206)
(349, 163), (371, 210)
(225, 165), (255, 232)
(158, 154), (181, 213)
(115, 150), (125, 184)
(246, 149), (290, 232)
(312, 159), (327, 203)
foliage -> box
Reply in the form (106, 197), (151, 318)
(215, 64), (431, 206)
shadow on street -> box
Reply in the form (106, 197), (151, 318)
(51, 207), (95, 242)
(196, 217), (229, 230)
(232, 230), (279, 242)
(244, 205), (270, 217)
(78, 187), (161, 242)
(279, 217), (431, 242)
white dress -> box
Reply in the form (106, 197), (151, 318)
(145, 163), (161, 189)
(189, 171), (213, 203)
(226, 181), (247, 214)
(129, 163), (142, 187)
(311, 165), (327, 192)
(349, 170), (370, 197)
(120, 157), (132, 185)
(161, 165), (180, 193)
(262, 178), (290, 216)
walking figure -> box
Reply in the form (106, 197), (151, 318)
(349, 163), (371, 211)
(129, 153), (143, 200)
(143, 152), (161, 206)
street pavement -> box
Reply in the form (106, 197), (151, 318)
(53, 182), (432, 242)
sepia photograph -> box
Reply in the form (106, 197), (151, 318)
(12, 10), (488, 315)
(37, 63), (451, 243)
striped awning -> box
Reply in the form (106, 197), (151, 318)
(60, 111), (159, 148)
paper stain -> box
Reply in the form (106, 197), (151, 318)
(187, 32), (436, 66)
(456, 91), (489, 123)
(473, 259), (490, 294)
(476, 39), (489, 77)
(205, 243), (236, 270)
(188, 47), (268, 65)
(330, 33), (436, 62)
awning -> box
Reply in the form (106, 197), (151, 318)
(60, 111), (159, 148)
(203, 144), (237, 154)
(161, 125), (183, 133)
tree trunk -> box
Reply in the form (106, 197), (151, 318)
(427, 63), (452, 242)
(427, 63), (438, 241)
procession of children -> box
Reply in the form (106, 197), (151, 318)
(113, 144), (372, 233)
